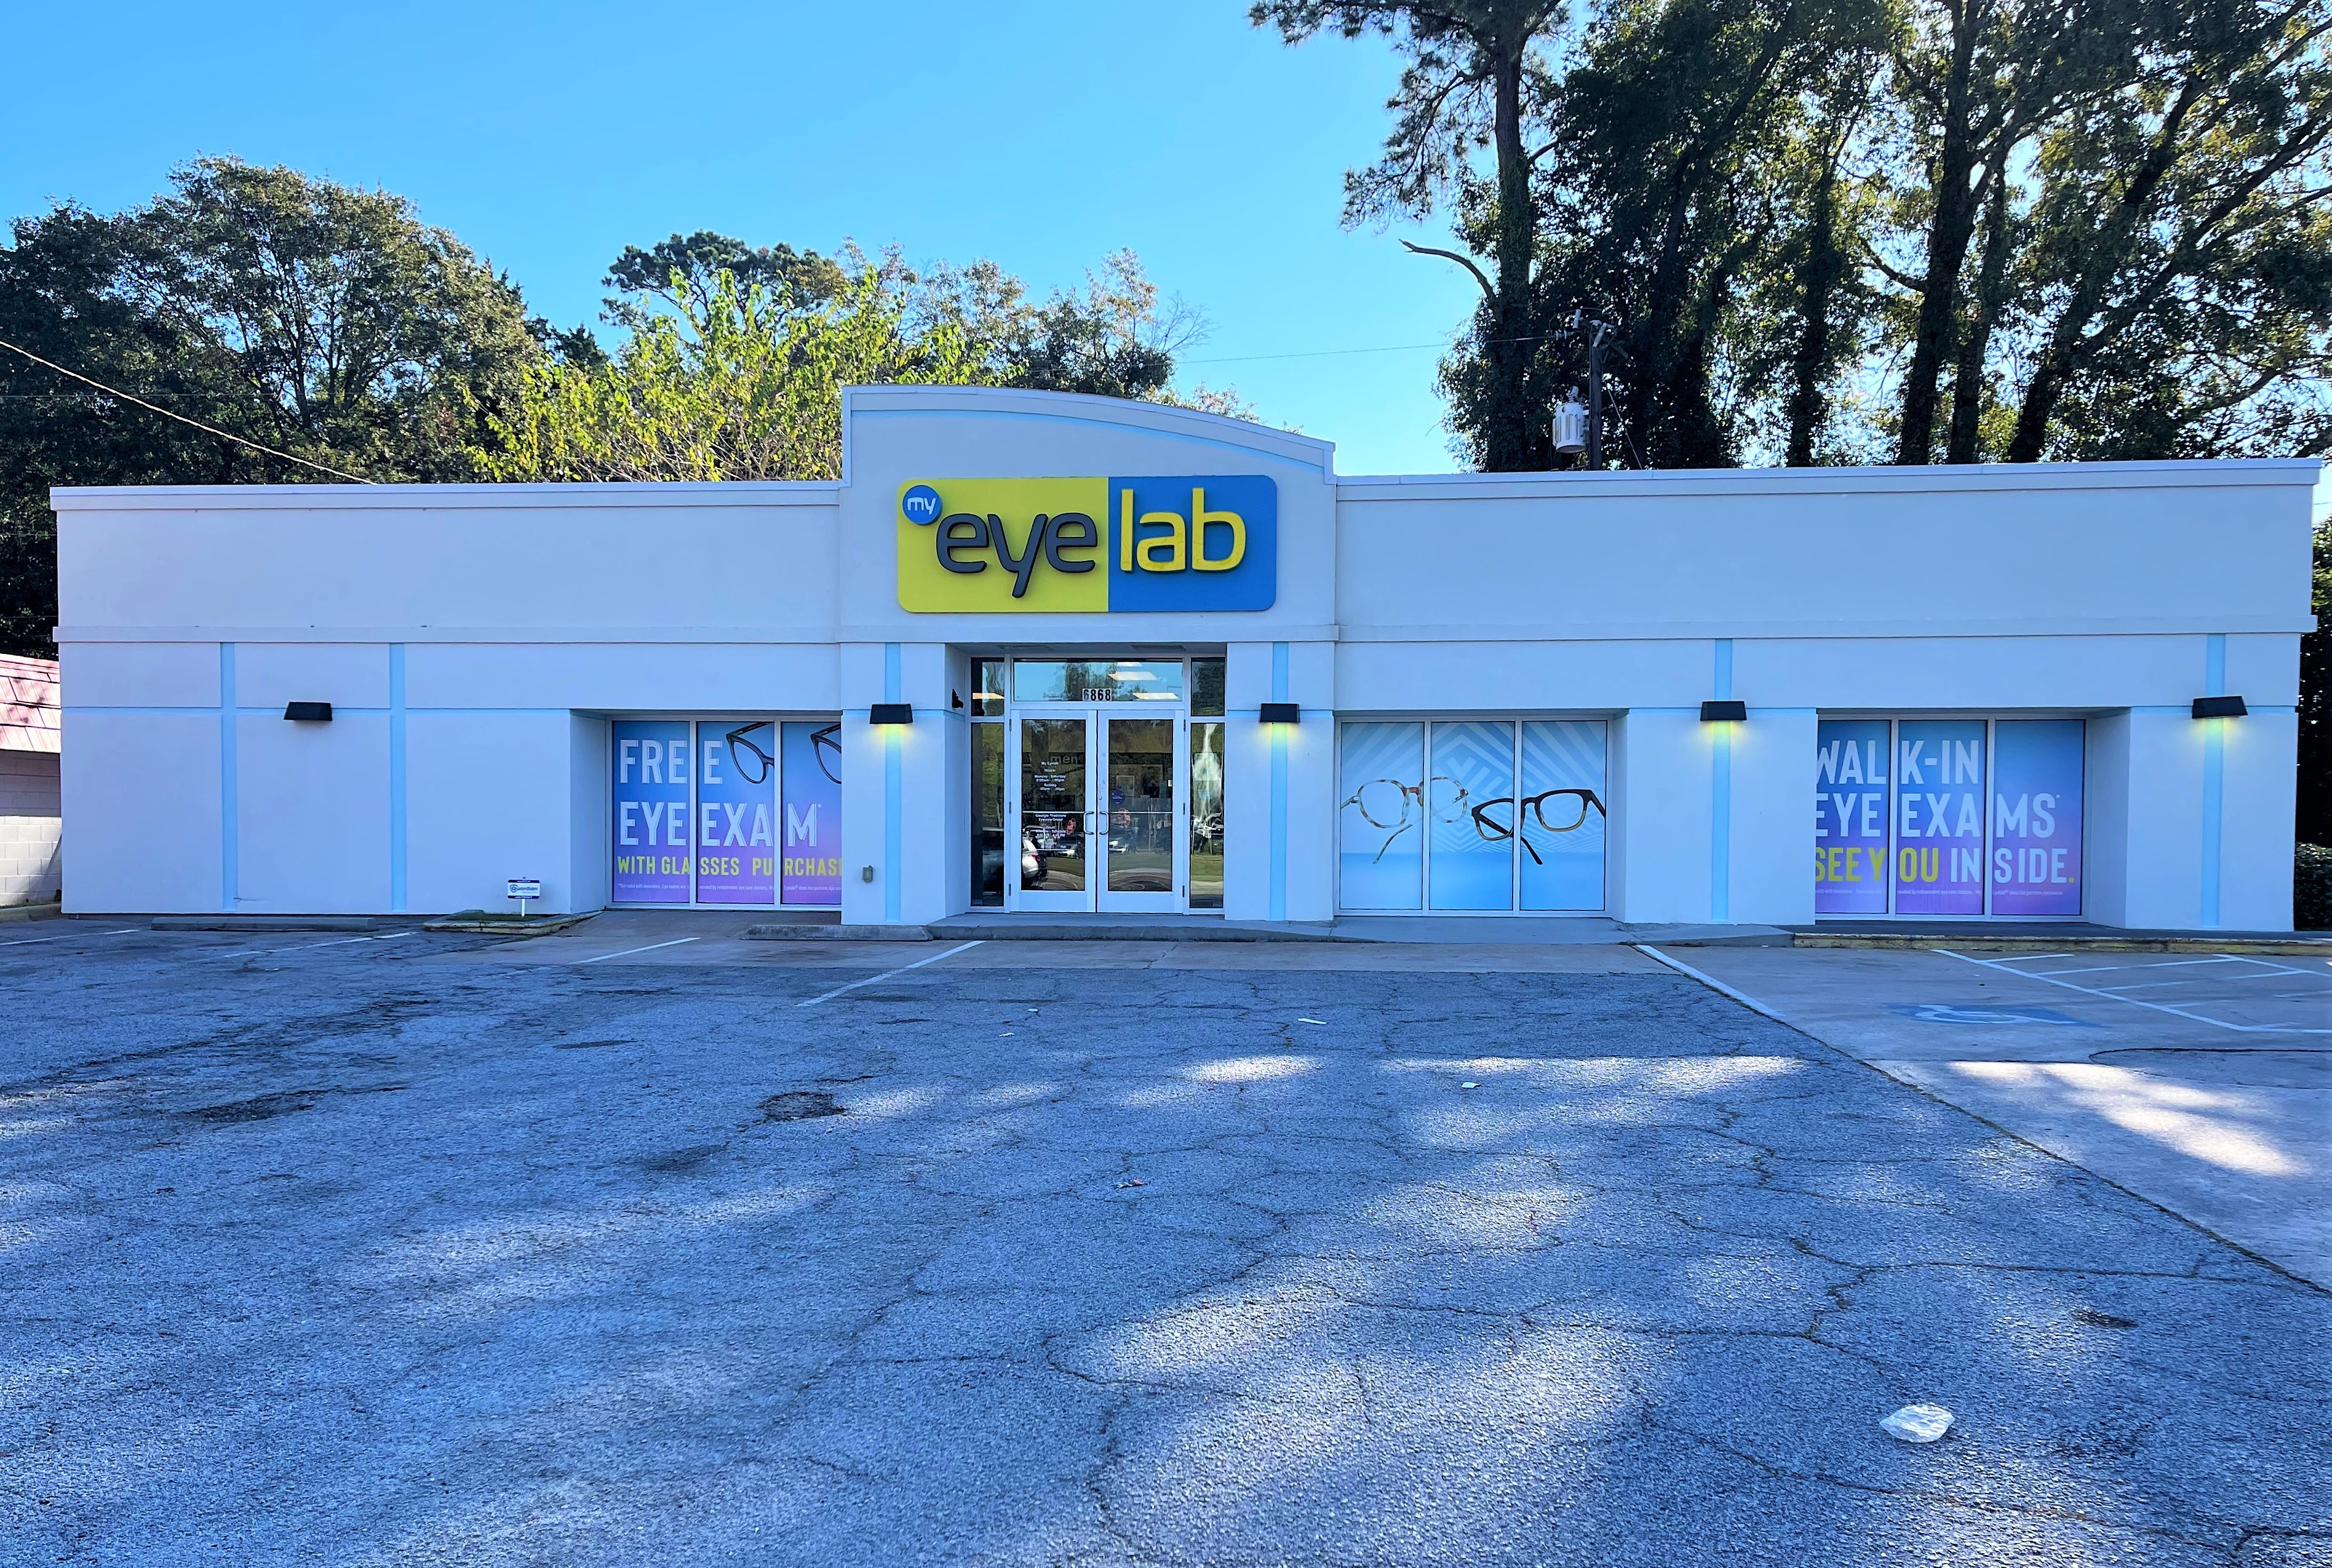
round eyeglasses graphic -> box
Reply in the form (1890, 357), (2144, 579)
(1342, 778), (1606, 866)
(722, 722), (841, 787)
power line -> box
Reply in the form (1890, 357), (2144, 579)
(1182, 329), (1579, 367)
(0, 334), (373, 484)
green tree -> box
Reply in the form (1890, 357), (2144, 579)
(488, 241), (1249, 482)
(0, 157), (536, 655)
(482, 268), (987, 482)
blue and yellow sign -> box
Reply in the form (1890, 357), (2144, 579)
(897, 475), (1276, 612)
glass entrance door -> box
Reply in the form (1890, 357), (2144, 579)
(1098, 715), (1179, 912)
(1008, 709), (1186, 912)
(1014, 715), (1091, 912)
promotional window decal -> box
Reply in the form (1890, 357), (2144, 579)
(897, 476), (1276, 612)
(695, 721), (776, 905)
(781, 722), (843, 906)
(612, 720), (691, 904)
(1429, 721), (1516, 910)
(1519, 721), (1608, 912)
(1892, 720), (1987, 915)
(1814, 719), (1891, 914)
(1991, 720), (2083, 916)
(1338, 723), (1425, 910)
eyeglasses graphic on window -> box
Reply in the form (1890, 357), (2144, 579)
(725, 723), (776, 785)
(1343, 778), (1606, 866)
(810, 722), (840, 784)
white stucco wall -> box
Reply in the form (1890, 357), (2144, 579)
(50, 387), (2318, 929)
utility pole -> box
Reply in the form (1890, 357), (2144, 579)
(1583, 315), (1610, 471)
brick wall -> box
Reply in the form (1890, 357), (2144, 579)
(0, 750), (60, 905)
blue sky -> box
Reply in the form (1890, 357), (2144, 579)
(1, 1), (1486, 474)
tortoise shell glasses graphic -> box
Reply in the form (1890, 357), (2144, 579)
(1341, 777), (1606, 866)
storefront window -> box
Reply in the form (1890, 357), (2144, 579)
(780, 722), (842, 905)
(1519, 720), (1608, 912)
(1189, 720), (1224, 908)
(1815, 718), (2082, 917)
(1339, 719), (1609, 914)
(1429, 721), (1514, 909)
(610, 717), (838, 908)
(696, 722), (778, 904)
(612, 720), (692, 904)
(1991, 720), (2084, 916)
(1338, 722), (1426, 910)
(1190, 658), (1225, 718)
(972, 659), (1006, 718)
(1013, 659), (1184, 702)
(971, 718), (1005, 905)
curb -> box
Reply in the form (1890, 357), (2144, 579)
(0, 902), (62, 924)
(745, 923), (934, 941)
(423, 912), (599, 937)
(1793, 932), (2332, 957)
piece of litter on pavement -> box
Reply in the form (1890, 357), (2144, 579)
(1297, 1018), (1326, 1025)
(1115, 1178), (1147, 1188)
(1460, 1081), (1479, 1089)
(999, 1031), (1013, 1037)
(1880, 1404), (1954, 1443)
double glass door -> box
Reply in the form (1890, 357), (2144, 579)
(1009, 709), (1185, 912)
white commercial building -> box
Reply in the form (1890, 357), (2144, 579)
(52, 388), (2317, 929)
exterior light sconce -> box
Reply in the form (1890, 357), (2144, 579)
(2192, 695), (2248, 719)
(1699, 700), (1747, 722)
(1259, 702), (1301, 725)
(869, 703), (913, 726)
(283, 701), (333, 722)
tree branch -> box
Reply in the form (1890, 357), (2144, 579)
(1400, 239), (1495, 298)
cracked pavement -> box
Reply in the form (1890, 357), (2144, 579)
(1, 923), (2326, 1566)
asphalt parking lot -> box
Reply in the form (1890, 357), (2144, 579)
(1, 917), (2326, 1567)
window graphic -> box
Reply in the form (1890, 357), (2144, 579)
(1519, 720), (1607, 912)
(781, 722), (842, 906)
(1815, 718), (2083, 918)
(611, 717), (838, 907)
(612, 720), (693, 904)
(1339, 720), (1608, 913)
(695, 721), (776, 904)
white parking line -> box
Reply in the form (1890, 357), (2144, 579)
(212, 932), (415, 958)
(797, 941), (984, 1007)
(2033, 957), (2238, 976)
(1937, 949), (2331, 1034)
(577, 937), (699, 964)
(0, 927), (145, 948)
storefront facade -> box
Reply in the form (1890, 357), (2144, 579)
(53, 386), (2317, 929)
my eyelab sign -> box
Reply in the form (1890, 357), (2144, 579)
(896, 476), (1276, 612)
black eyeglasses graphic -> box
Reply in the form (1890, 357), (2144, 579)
(725, 723), (775, 784)
(723, 722), (842, 787)
(1342, 778), (1606, 866)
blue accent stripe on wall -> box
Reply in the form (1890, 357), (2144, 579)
(1269, 643), (1288, 923)
(219, 643), (238, 912)
(2201, 632), (2226, 928)
(1711, 639), (1732, 922)
(388, 645), (407, 912)
(885, 643), (902, 924)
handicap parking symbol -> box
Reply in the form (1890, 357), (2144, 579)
(1887, 1003), (2097, 1027)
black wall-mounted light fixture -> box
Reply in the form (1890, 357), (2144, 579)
(869, 702), (914, 726)
(283, 701), (333, 722)
(1259, 702), (1301, 725)
(2192, 695), (2248, 719)
(1699, 699), (1747, 722)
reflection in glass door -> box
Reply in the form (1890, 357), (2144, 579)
(1016, 716), (1090, 910)
(1099, 717), (1179, 910)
